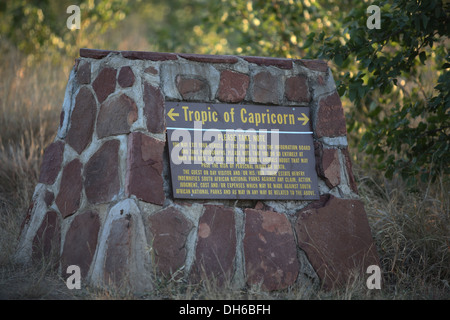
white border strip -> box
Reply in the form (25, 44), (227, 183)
(166, 127), (313, 134)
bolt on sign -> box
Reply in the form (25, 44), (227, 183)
(166, 102), (319, 200)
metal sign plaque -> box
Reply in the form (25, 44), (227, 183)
(165, 102), (319, 200)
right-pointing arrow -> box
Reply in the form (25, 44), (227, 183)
(297, 113), (309, 125)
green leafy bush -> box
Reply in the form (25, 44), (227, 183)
(0, 0), (129, 61)
(202, 0), (449, 185)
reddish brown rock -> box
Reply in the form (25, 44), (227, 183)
(66, 87), (97, 154)
(117, 66), (135, 88)
(319, 148), (341, 188)
(244, 209), (299, 291)
(298, 59), (329, 73)
(38, 141), (64, 185)
(96, 94), (138, 138)
(55, 159), (82, 218)
(317, 75), (326, 86)
(80, 48), (116, 59)
(218, 70), (249, 103)
(143, 82), (165, 134)
(44, 190), (55, 206)
(244, 56), (293, 69)
(192, 205), (236, 283)
(61, 210), (100, 278)
(92, 67), (117, 103)
(295, 194), (379, 289)
(252, 71), (280, 104)
(176, 75), (210, 101)
(285, 75), (310, 103)
(315, 92), (347, 138)
(179, 53), (239, 64)
(126, 132), (165, 205)
(104, 217), (132, 285)
(121, 50), (178, 61)
(144, 66), (158, 75)
(77, 61), (91, 84)
(341, 147), (358, 194)
(84, 139), (120, 204)
(32, 211), (60, 264)
(314, 140), (323, 172)
(147, 207), (193, 277)
(254, 201), (271, 211)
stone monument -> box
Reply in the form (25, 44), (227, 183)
(15, 49), (379, 292)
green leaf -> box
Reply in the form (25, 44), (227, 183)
(348, 84), (357, 101)
(422, 14), (429, 29)
(303, 37), (314, 48)
(319, 31), (325, 41)
(337, 83), (346, 96)
(334, 53), (343, 67)
(419, 51), (427, 65)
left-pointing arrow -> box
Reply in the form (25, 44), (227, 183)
(167, 108), (180, 121)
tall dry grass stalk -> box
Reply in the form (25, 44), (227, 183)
(356, 164), (450, 299)
(0, 45), (69, 265)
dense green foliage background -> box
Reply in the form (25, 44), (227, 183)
(1, 0), (448, 185)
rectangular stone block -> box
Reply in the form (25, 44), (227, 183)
(315, 91), (347, 138)
(244, 208), (299, 291)
(191, 205), (236, 284)
(147, 206), (194, 277)
(295, 195), (379, 289)
(126, 132), (165, 205)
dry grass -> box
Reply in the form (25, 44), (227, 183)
(0, 45), (64, 268)
(0, 45), (449, 300)
(355, 164), (450, 299)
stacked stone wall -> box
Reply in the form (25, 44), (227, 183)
(16, 49), (379, 292)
